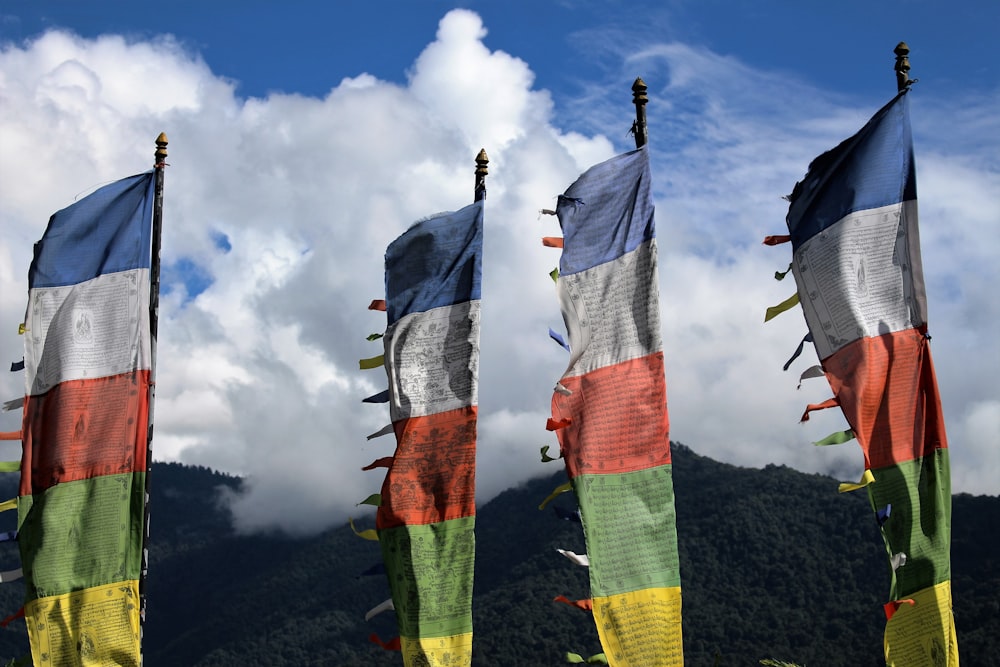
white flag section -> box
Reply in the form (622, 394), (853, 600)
(384, 300), (480, 421)
(793, 200), (925, 360)
(557, 238), (662, 378)
(24, 271), (152, 394)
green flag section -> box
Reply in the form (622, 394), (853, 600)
(18, 473), (145, 601)
(869, 449), (952, 599)
(575, 468), (683, 666)
(378, 516), (475, 640)
(573, 467), (680, 597)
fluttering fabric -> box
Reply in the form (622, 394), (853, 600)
(371, 201), (483, 665)
(783, 91), (957, 665)
(17, 172), (156, 666)
(548, 146), (683, 666)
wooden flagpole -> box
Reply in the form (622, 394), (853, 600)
(140, 133), (167, 638)
(632, 77), (648, 149)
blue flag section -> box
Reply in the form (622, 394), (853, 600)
(555, 146), (654, 276)
(384, 201), (484, 326)
(28, 172), (156, 288)
(786, 92), (915, 247)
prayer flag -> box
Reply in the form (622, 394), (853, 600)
(17, 172), (156, 666)
(784, 91), (957, 665)
(549, 146), (683, 666)
(372, 201), (483, 665)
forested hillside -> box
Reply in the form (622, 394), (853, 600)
(0, 444), (996, 666)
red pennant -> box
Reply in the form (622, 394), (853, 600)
(0, 607), (24, 628)
(368, 633), (401, 651)
(883, 598), (915, 620)
(542, 237), (564, 248)
(546, 417), (572, 431)
(368, 299), (386, 311)
(361, 456), (394, 471)
(762, 234), (791, 246)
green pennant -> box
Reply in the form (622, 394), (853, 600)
(764, 292), (800, 322)
(357, 493), (382, 507)
(359, 354), (385, 370)
(540, 445), (561, 463)
(812, 429), (855, 446)
(538, 481), (572, 510)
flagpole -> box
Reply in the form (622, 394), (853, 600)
(141, 132), (167, 637)
(632, 77), (648, 149)
(894, 42), (913, 92)
(475, 148), (489, 202)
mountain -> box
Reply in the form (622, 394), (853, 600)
(0, 444), (996, 666)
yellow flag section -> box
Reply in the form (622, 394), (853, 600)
(594, 588), (683, 665)
(400, 633), (474, 664)
(884, 581), (958, 665)
(545, 146), (683, 666)
(24, 581), (140, 662)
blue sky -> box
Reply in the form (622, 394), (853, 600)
(7, 1), (998, 104)
(1, 1), (997, 534)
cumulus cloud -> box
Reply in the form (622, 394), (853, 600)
(1, 10), (997, 536)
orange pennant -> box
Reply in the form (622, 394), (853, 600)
(554, 595), (593, 612)
(800, 397), (839, 422)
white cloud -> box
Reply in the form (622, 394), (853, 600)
(1, 10), (996, 537)
(408, 9), (549, 151)
(950, 400), (1000, 495)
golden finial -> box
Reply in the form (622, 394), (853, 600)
(474, 148), (489, 202)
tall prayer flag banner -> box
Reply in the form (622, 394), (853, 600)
(548, 146), (683, 665)
(18, 172), (156, 666)
(370, 201), (483, 665)
(783, 90), (958, 665)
